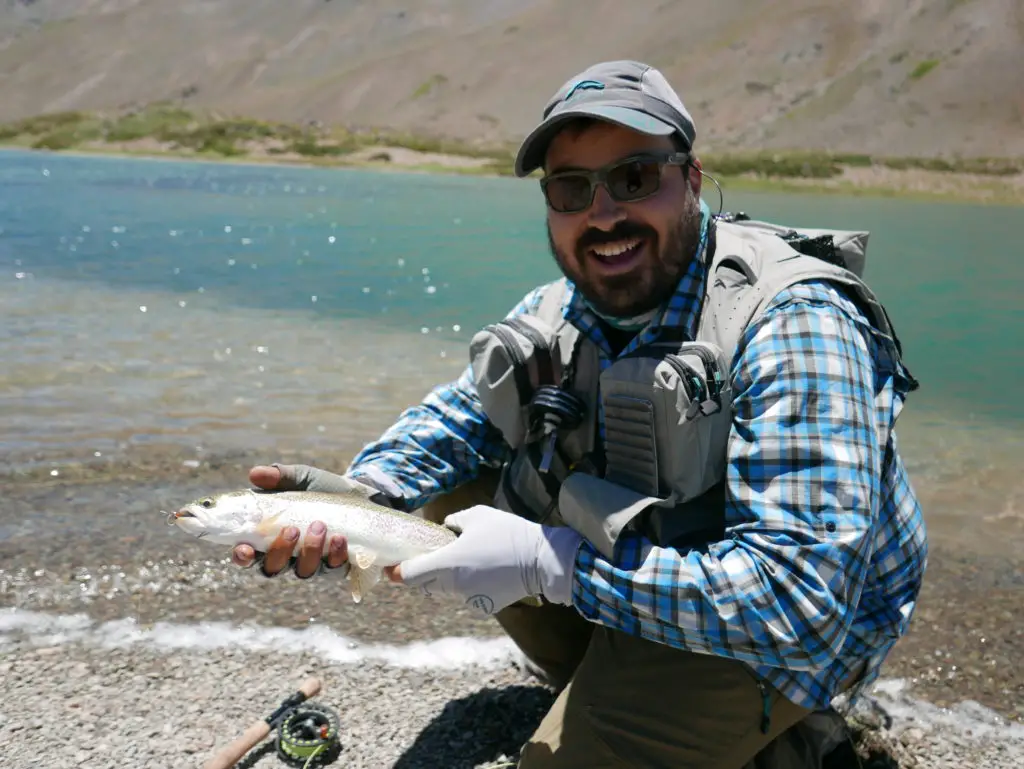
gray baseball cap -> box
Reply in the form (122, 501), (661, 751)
(514, 60), (697, 177)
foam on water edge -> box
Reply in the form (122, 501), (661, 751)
(3, 609), (1022, 745)
(0, 608), (518, 670)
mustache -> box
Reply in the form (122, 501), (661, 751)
(576, 221), (656, 253)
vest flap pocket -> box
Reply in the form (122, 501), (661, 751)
(469, 314), (562, 447)
(603, 394), (659, 496)
(558, 472), (667, 560)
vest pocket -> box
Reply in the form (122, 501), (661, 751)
(601, 341), (732, 504)
(604, 395), (659, 497)
(469, 314), (563, 447)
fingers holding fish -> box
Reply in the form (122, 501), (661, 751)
(259, 525), (301, 576)
(292, 520), (348, 581)
(229, 522), (349, 579)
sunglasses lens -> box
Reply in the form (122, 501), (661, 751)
(607, 159), (662, 202)
(542, 156), (669, 212)
(543, 175), (594, 213)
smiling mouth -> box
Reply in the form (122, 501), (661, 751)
(588, 237), (644, 267)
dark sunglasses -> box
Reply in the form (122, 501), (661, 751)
(540, 151), (691, 214)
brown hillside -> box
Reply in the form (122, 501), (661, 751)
(0, 0), (1021, 158)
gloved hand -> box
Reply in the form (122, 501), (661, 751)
(233, 462), (403, 579)
(391, 505), (583, 616)
(252, 462), (402, 502)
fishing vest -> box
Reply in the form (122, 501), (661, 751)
(468, 215), (916, 560)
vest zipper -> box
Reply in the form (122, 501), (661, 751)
(620, 346), (702, 402)
(686, 343), (723, 400)
(664, 355), (705, 402)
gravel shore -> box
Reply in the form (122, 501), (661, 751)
(2, 611), (1023, 769)
(2, 450), (1022, 768)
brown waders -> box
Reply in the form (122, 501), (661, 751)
(421, 473), (818, 769)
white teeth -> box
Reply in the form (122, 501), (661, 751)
(591, 238), (641, 257)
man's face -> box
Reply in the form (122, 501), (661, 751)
(543, 121), (703, 320)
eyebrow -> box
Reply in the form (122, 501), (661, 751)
(545, 152), (663, 177)
(545, 162), (589, 175)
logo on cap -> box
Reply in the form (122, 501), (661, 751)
(564, 79), (605, 101)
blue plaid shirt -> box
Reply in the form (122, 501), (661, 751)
(347, 228), (928, 713)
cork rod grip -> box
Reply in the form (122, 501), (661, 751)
(202, 677), (323, 769)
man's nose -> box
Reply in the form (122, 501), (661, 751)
(586, 184), (627, 229)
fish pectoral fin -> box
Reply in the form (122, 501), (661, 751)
(347, 545), (382, 604)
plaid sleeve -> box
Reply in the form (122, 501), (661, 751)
(344, 285), (548, 511)
(571, 281), (883, 670)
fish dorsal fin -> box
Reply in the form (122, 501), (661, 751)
(347, 545), (381, 604)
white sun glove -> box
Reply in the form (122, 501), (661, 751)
(398, 505), (584, 616)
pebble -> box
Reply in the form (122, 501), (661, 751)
(2, 456), (1021, 768)
(0, 637), (1021, 769)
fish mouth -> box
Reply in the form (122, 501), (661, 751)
(165, 508), (197, 526)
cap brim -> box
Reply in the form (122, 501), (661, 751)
(514, 105), (676, 177)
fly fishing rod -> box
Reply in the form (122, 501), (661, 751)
(203, 676), (342, 769)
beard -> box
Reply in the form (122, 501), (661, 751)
(546, 192), (703, 320)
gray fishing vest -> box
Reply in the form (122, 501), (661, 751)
(468, 216), (915, 560)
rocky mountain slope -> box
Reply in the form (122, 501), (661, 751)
(1, 0), (1021, 158)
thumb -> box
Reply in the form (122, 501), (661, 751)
(396, 548), (450, 588)
(442, 505), (491, 534)
(249, 464), (286, 490)
(272, 463), (318, 490)
(442, 511), (470, 535)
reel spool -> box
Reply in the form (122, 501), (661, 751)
(276, 702), (342, 768)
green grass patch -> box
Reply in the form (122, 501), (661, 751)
(0, 110), (91, 141)
(1, 104), (1019, 200)
(411, 74), (448, 99)
(288, 137), (359, 157)
(880, 155), (1021, 175)
(700, 151), (1021, 179)
(701, 151), (844, 179)
(909, 59), (940, 80)
(355, 127), (515, 162)
(104, 105), (196, 142)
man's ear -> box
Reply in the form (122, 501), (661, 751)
(686, 156), (703, 197)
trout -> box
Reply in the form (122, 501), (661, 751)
(167, 488), (456, 603)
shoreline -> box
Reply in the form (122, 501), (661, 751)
(4, 140), (1023, 208)
(2, 611), (1022, 769)
(1, 444), (1022, 768)
(1, 447), (1022, 726)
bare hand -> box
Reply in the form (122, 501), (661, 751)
(230, 464), (349, 578)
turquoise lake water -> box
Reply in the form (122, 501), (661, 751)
(1, 148), (1021, 528)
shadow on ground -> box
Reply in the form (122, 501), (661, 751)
(392, 684), (557, 769)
